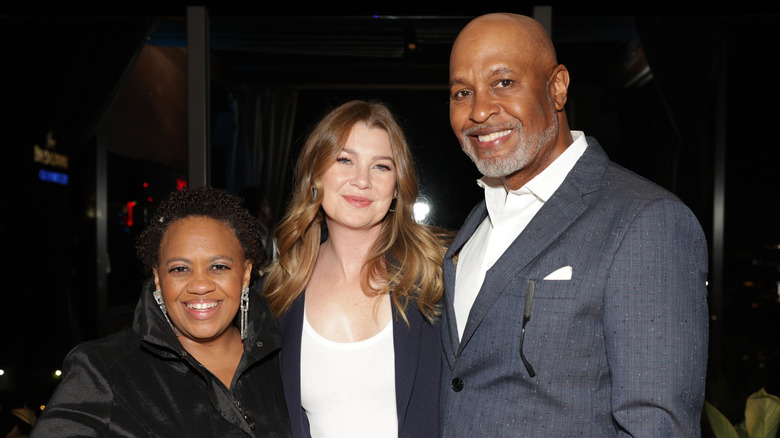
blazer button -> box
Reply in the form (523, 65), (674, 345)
(451, 378), (464, 392)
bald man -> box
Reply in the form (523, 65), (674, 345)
(439, 13), (709, 437)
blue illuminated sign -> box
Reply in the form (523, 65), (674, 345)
(39, 169), (69, 185)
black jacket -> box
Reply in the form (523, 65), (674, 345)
(31, 279), (291, 437)
(279, 291), (441, 438)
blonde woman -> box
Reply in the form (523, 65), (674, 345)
(264, 100), (450, 438)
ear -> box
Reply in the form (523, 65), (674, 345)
(152, 267), (161, 291)
(243, 261), (253, 288)
(549, 64), (570, 111)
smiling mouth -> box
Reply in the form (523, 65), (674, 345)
(343, 195), (372, 207)
(477, 129), (512, 142)
(185, 301), (221, 310)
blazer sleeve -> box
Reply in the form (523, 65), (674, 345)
(31, 345), (113, 437)
(603, 197), (709, 437)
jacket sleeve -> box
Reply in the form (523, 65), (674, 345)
(604, 197), (709, 437)
(31, 344), (113, 437)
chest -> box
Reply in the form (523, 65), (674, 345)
(105, 349), (287, 437)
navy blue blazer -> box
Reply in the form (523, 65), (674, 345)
(439, 138), (709, 437)
(279, 292), (440, 438)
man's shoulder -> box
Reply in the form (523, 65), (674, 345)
(603, 160), (678, 200)
(585, 159), (705, 232)
(579, 137), (683, 204)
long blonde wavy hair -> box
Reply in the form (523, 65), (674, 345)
(263, 100), (450, 325)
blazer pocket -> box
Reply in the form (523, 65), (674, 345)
(506, 276), (576, 300)
(543, 265), (572, 280)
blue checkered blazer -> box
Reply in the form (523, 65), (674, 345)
(439, 138), (709, 437)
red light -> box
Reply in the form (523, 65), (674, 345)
(126, 201), (135, 227)
(142, 182), (149, 188)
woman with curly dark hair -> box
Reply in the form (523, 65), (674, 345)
(32, 186), (291, 438)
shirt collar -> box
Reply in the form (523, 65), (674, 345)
(476, 131), (588, 202)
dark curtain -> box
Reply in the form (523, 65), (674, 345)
(227, 88), (298, 253)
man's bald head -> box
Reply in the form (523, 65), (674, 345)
(451, 13), (558, 74)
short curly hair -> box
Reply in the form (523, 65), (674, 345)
(135, 186), (264, 273)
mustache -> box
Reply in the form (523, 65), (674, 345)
(461, 123), (522, 137)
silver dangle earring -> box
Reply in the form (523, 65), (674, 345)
(311, 186), (318, 201)
(240, 285), (250, 340)
(153, 289), (180, 336)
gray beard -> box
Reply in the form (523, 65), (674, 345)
(462, 114), (558, 179)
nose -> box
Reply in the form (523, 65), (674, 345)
(350, 164), (371, 189)
(469, 91), (499, 124)
(187, 270), (216, 295)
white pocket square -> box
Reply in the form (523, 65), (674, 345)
(543, 266), (572, 280)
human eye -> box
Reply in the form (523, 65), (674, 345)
(495, 79), (514, 88)
(211, 263), (231, 272)
(168, 265), (189, 275)
(375, 164), (392, 172)
(336, 156), (352, 165)
(373, 157), (395, 171)
(451, 88), (471, 100)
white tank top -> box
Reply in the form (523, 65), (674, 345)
(300, 312), (397, 438)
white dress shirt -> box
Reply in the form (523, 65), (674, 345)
(453, 131), (588, 340)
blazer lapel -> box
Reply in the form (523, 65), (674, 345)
(278, 293), (309, 437)
(455, 138), (608, 354)
(393, 305), (422, 431)
(442, 202), (488, 361)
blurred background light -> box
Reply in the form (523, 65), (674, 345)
(413, 199), (430, 223)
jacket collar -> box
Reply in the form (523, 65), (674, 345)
(444, 136), (607, 262)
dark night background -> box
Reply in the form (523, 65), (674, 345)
(1, 3), (779, 435)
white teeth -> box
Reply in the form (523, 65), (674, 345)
(186, 302), (220, 310)
(477, 129), (512, 142)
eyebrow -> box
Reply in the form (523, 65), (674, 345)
(340, 148), (395, 163)
(449, 78), (466, 88)
(164, 255), (235, 266)
(449, 65), (516, 89)
(488, 66), (516, 78)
